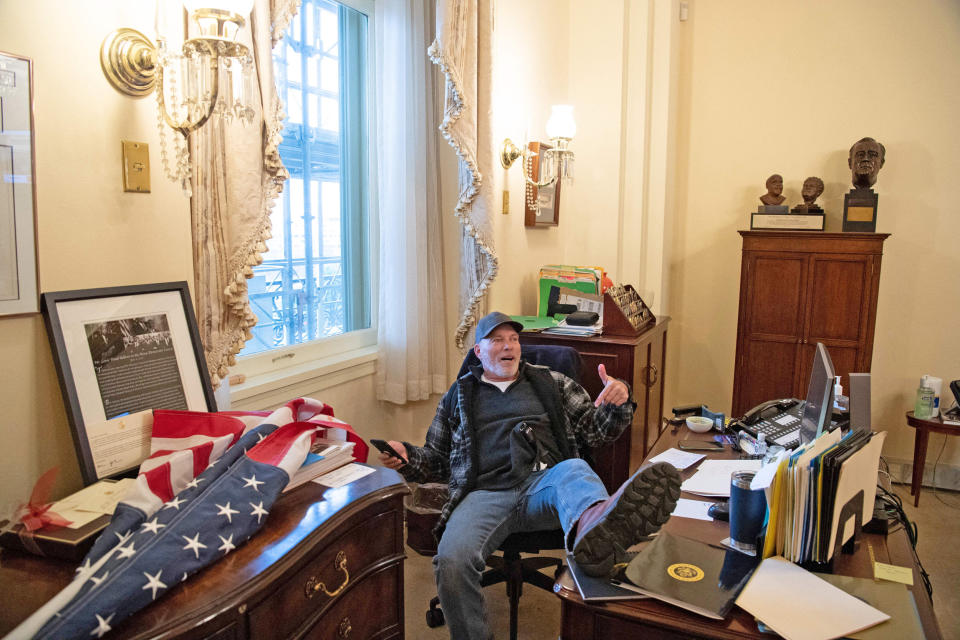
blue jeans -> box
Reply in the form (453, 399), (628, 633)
(432, 458), (607, 640)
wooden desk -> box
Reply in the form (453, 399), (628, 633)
(520, 317), (670, 492)
(906, 411), (960, 507)
(554, 426), (943, 639)
(0, 467), (409, 640)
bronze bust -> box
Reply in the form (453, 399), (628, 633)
(848, 137), (885, 189)
(759, 174), (785, 206)
(793, 176), (824, 212)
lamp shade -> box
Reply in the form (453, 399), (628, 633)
(545, 105), (576, 140)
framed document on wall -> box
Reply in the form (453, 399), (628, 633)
(41, 282), (217, 484)
(0, 51), (39, 315)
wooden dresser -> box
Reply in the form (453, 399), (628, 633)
(520, 317), (670, 492)
(0, 467), (409, 640)
(732, 231), (889, 417)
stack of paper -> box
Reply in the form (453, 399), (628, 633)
(736, 556), (889, 639)
(680, 459), (762, 497)
(284, 439), (356, 492)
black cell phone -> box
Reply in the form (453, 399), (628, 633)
(678, 440), (724, 451)
(370, 438), (407, 463)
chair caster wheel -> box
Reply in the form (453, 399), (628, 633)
(426, 607), (445, 628)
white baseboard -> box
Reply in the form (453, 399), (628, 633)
(884, 456), (960, 492)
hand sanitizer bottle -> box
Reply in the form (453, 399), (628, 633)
(834, 376), (849, 411)
(914, 376), (935, 420)
(755, 432), (768, 460)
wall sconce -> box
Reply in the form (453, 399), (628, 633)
(501, 105), (576, 187)
(100, 0), (256, 193)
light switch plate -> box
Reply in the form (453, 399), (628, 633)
(121, 140), (151, 193)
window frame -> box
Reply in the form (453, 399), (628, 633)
(230, 0), (378, 402)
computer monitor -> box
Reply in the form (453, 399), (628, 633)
(798, 342), (836, 445)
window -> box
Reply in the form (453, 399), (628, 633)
(240, 0), (373, 363)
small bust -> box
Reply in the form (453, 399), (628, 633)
(793, 176), (824, 212)
(849, 137), (885, 189)
(759, 174), (785, 206)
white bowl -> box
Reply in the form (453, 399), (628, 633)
(686, 416), (714, 433)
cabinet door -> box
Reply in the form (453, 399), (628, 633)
(642, 332), (666, 459)
(733, 253), (807, 414)
(802, 253), (874, 388)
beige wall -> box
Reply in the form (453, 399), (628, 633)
(669, 0), (960, 470)
(0, 2), (194, 505)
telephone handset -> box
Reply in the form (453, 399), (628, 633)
(740, 398), (800, 426)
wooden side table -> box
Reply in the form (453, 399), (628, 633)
(905, 411), (960, 506)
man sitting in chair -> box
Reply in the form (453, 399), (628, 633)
(378, 311), (681, 640)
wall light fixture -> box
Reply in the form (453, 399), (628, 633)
(100, 0), (256, 193)
(501, 105), (576, 187)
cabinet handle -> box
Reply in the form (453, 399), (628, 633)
(305, 551), (350, 599)
(644, 364), (659, 387)
(337, 617), (352, 638)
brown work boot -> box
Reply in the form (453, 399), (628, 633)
(572, 462), (681, 577)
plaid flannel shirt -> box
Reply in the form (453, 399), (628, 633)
(400, 361), (634, 538)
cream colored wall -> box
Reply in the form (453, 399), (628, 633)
(0, 2), (194, 506)
(669, 0), (960, 470)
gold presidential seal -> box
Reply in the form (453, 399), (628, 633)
(666, 563), (704, 582)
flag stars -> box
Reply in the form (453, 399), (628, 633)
(182, 533), (208, 559)
(89, 571), (109, 587)
(249, 501), (268, 523)
(242, 475), (265, 492)
(162, 496), (187, 511)
(185, 477), (203, 490)
(116, 542), (137, 560)
(215, 502), (239, 523)
(140, 518), (166, 535)
(114, 530), (133, 545)
(218, 534), (236, 554)
(89, 613), (114, 638)
(142, 570), (167, 600)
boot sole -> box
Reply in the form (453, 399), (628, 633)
(573, 462), (681, 578)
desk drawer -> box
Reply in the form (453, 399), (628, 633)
(302, 565), (401, 639)
(248, 510), (400, 638)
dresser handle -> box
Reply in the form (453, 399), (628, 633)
(337, 617), (352, 638)
(644, 364), (659, 387)
(305, 551), (349, 599)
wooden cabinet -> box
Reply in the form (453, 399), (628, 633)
(520, 317), (669, 492)
(732, 231), (889, 417)
(0, 468), (409, 640)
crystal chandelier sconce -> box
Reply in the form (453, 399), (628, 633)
(501, 105), (577, 187)
(100, 0), (256, 195)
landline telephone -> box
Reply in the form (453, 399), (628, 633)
(738, 398), (800, 426)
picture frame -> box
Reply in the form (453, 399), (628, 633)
(0, 51), (39, 315)
(41, 282), (217, 484)
(524, 141), (561, 227)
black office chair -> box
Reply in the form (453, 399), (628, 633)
(421, 344), (583, 640)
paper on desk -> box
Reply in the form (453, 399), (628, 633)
(50, 478), (135, 529)
(750, 448), (788, 491)
(680, 459), (762, 497)
(670, 498), (714, 521)
(313, 463), (375, 488)
(736, 556), (889, 640)
(649, 448), (706, 470)
(873, 561), (913, 586)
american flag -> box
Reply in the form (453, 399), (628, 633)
(8, 398), (366, 640)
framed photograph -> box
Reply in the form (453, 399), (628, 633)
(0, 51), (39, 315)
(524, 141), (561, 227)
(41, 282), (217, 484)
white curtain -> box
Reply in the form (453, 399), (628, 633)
(375, 0), (449, 404)
(429, 0), (497, 350)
